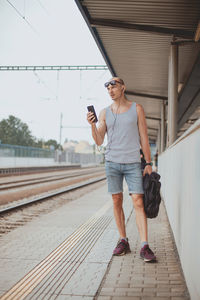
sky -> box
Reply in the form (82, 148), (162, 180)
(0, 0), (112, 145)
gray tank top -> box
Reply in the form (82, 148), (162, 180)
(105, 102), (141, 163)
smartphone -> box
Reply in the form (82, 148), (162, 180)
(87, 105), (98, 123)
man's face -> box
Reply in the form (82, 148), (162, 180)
(106, 78), (124, 100)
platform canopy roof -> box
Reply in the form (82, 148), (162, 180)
(75, 0), (200, 143)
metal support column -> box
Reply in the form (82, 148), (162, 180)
(59, 113), (63, 146)
(161, 102), (165, 152)
(168, 43), (178, 146)
(156, 122), (161, 154)
(166, 55), (171, 148)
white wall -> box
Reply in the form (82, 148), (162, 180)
(158, 119), (200, 300)
(0, 157), (56, 168)
(0, 153), (104, 168)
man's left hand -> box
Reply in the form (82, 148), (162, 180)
(143, 165), (152, 176)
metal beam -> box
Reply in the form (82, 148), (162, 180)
(146, 116), (161, 121)
(126, 90), (167, 101)
(148, 127), (158, 131)
(149, 136), (157, 142)
(0, 65), (108, 71)
(90, 18), (194, 39)
(168, 44), (178, 145)
(171, 40), (200, 46)
(157, 122), (161, 154)
(160, 102), (165, 152)
(74, 1), (116, 76)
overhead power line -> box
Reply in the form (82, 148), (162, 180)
(6, 0), (38, 34)
(35, 0), (49, 15)
(33, 71), (57, 98)
(0, 65), (108, 71)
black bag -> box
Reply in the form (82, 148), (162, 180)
(143, 172), (161, 218)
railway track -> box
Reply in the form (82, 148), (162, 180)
(0, 172), (106, 237)
(0, 167), (105, 207)
(0, 176), (106, 215)
(0, 168), (104, 191)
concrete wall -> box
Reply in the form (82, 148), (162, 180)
(0, 152), (104, 168)
(0, 157), (56, 167)
(158, 119), (200, 300)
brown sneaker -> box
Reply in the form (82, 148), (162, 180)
(140, 244), (156, 262)
(113, 239), (131, 256)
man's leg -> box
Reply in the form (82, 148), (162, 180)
(104, 161), (130, 255)
(131, 193), (147, 242)
(131, 193), (156, 261)
(112, 192), (130, 256)
(112, 192), (126, 238)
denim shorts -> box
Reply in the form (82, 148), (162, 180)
(105, 160), (144, 195)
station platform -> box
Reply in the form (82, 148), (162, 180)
(0, 184), (189, 300)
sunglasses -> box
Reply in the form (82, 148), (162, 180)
(104, 80), (122, 88)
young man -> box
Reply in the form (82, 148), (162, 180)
(87, 77), (156, 262)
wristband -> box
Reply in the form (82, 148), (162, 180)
(145, 162), (153, 167)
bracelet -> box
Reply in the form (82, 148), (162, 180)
(145, 162), (153, 167)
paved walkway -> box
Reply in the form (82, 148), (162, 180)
(95, 200), (190, 300)
(0, 182), (190, 299)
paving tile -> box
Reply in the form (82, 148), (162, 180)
(102, 281), (118, 288)
(170, 280), (185, 285)
(127, 291), (143, 296)
(100, 288), (116, 296)
(59, 262), (108, 297)
(141, 297), (170, 300)
(171, 298), (190, 300)
(111, 297), (140, 300)
(156, 286), (170, 291)
(171, 286), (186, 292)
(56, 296), (93, 299)
(96, 297), (111, 300)
(114, 282), (129, 288)
(143, 288), (157, 292)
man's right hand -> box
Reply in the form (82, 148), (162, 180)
(87, 112), (96, 125)
(87, 108), (106, 146)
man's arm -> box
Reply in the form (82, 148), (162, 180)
(87, 108), (107, 146)
(136, 104), (152, 174)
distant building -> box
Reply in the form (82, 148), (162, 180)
(62, 140), (94, 154)
(58, 140), (102, 165)
(62, 141), (77, 152)
(75, 141), (93, 154)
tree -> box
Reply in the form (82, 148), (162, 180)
(35, 138), (45, 148)
(0, 115), (36, 146)
(0, 115), (62, 149)
(44, 139), (62, 150)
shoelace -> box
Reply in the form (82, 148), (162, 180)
(145, 247), (154, 255)
(117, 241), (126, 249)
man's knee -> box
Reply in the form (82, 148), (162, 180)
(132, 194), (144, 210)
(112, 192), (123, 208)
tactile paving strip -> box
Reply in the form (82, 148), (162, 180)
(0, 201), (113, 300)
